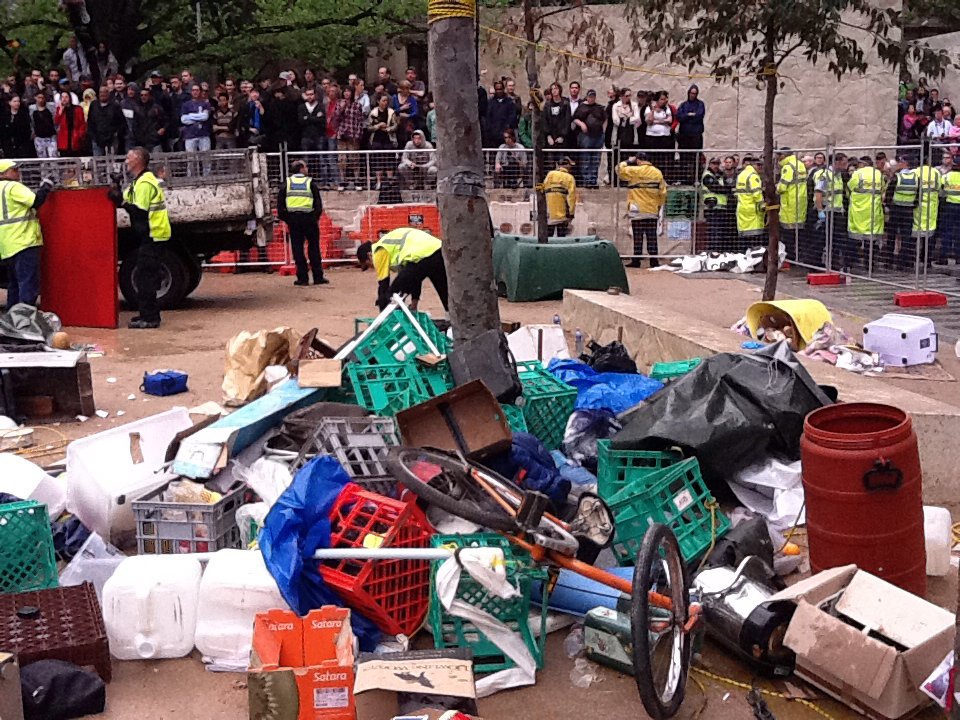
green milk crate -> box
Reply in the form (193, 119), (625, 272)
(350, 310), (438, 367)
(515, 361), (576, 451)
(347, 362), (430, 416)
(502, 403), (529, 433)
(0, 501), (57, 594)
(428, 533), (549, 674)
(607, 457), (730, 564)
(596, 439), (685, 500)
(649, 358), (702, 381)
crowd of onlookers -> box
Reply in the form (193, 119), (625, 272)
(898, 79), (960, 149)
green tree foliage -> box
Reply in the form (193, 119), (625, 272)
(623, 0), (959, 299)
(1, 0), (421, 80)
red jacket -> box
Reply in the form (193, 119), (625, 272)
(55, 104), (87, 153)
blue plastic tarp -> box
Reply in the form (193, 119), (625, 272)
(547, 358), (663, 414)
(259, 455), (381, 651)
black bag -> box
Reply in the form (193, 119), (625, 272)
(21, 660), (106, 720)
(582, 340), (637, 374)
(448, 329), (522, 404)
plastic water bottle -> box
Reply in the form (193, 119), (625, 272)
(575, 328), (584, 355)
(553, 314), (562, 325)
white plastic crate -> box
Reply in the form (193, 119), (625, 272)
(863, 313), (937, 367)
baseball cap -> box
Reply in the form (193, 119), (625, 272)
(742, 153), (758, 162)
(149, 70), (162, 78)
(59, 78), (70, 85)
(586, 89), (597, 96)
(635, 151), (649, 161)
(0, 159), (18, 173)
(709, 157), (720, 164)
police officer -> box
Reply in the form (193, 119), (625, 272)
(735, 155), (765, 252)
(701, 157), (733, 252)
(776, 148), (808, 262)
(848, 156), (886, 269)
(814, 153), (851, 271)
(913, 158), (942, 269)
(0, 160), (55, 310)
(357, 227), (448, 312)
(939, 162), (960, 264)
(543, 157), (577, 237)
(884, 156), (919, 270)
(108, 147), (171, 329)
(277, 160), (328, 287)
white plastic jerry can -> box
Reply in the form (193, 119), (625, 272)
(102, 555), (202, 659)
(923, 506), (953, 577)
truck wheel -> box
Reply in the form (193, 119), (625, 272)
(119, 245), (190, 310)
(184, 254), (203, 296)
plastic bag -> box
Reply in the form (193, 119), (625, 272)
(614, 342), (832, 490)
(58, 532), (125, 602)
(232, 457), (293, 508)
(548, 358), (663, 414)
(21, 660), (105, 720)
(561, 408), (621, 470)
(581, 341), (637, 374)
(258, 455), (380, 651)
(237, 502), (269, 547)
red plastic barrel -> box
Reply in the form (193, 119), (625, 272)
(800, 403), (926, 597)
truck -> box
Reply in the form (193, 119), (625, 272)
(13, 148), (274, 309)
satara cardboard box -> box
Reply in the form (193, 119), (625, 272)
(248, 606), (355, 720)
(353, 649), (478, 720)
(771, 565), (955, 720)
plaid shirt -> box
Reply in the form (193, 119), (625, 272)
(337, 100), (365, 141)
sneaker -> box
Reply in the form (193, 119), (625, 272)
(375, 182), (382, 190)
(338, 185), (346, 193)
(314, 277), (330, 285)
(128, 317), (160, 329)
(354, 184), (363, 191)
(293, 279), (310, 287)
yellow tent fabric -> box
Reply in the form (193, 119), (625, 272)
(746, 299), (833, 351)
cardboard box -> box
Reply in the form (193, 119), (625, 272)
(248, 606), (355, 720)
(772, 565), (955, 720)
(354, 649), (478, 720)
(395, 380), (511, 460)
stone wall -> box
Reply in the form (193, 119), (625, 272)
(477, 3), (900, 149)
(922, 31), (960, 104)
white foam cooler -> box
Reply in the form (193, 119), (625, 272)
(862, 313), (937, 366)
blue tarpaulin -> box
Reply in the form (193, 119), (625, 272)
(259, 455), (381, 651)
(547, 358), (663, 414)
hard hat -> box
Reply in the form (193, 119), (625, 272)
(0, 159), (18, 174)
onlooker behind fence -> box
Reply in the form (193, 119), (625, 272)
(926, 105), (952, 142)
(406, 67), (426, 102)
(120, 82), (139, 151)
(572, 89), (607, 188)
(298, 85), (326, 151)
(543, 156), (577, 237)
(543, 83), (571, 162)
(426, 96), (436, 145)
(611, 87), (639, 176)
(398, 129), (437, 190)
(246, 87), (265, 147)
(29, 93), (58, 158)
(62, 36), (89, 84)
(617, 151), (666, 268)
(736, 155), (765, 250)
(368, 92), (398, 190)
(484, 80), (519, 149)
(213, 93), (238, 149)
(1, 95), (32, 159)
(377, 67), (398, 98)
(644, 90), (674, 178)
(337, 86), (365, 191)
(566, 81), (582, 149)
(168, 75), (189, 150)
(323, 85), (343, 190)
(55, 91), (87, 157)
(94, 43), (118, 86)
(87, 85), (123, 155)
(518, 101), (535, 148)
(392, 80), (417, 149)
(495, 128), (529, 188)
(179, 83), (210, 153)
(676, 84), (705, 185)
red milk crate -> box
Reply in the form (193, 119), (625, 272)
(807, 272), (847, 285)
(319, 485), (434, 636)
(894, 290), (947, 308)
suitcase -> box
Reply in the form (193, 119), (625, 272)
(862, 313), (937, 366)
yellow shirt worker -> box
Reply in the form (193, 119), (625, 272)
(0, 159), (54, 310)
(356, 227), (448, 313)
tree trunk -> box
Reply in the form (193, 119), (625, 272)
(761, 48), (781, 301)
(523, 0), (547, 243)
(429, 15), (501, 343)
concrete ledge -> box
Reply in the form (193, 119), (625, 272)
(564, 289), (960, 504)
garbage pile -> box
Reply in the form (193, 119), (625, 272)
(0, 295), (956, 720)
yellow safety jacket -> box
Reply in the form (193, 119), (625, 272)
(735, 166), (764, 237)
(942, 170), (960, 205)
(846, 167), (885, 241)
(0, 180), (42, 260)
(372, 227), (442, 282)
(814, 168), (845, 212)
(892, 168), (920, 207)
(285, 174), (314, 212)
(701, 169), (727, 209)
(616, 161), (666, 219)
(124, 171), (171, 241)
(913, 165), (942, 239)
(777, 154), (808, 229)
(543, 167), (577, 225)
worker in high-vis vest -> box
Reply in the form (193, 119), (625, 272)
(814, 153), (851, 271)
(0, 160), (54, 310)
(356, 227), (447, 312)
(776, 149), (808, 261)
(543, 157), (577, 237)
(108, 147), (171, 328)
(735, 155), (765, 250)
(616, 152), (667, 269)
(847, 156), (885, 266)
(277, 160), (327, 288)
(883, 156), (919, 270)
(701, 157), (733, 252)
(939, 165), (960, 264)
(912, 163), (942, 268)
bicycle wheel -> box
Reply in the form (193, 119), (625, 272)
(631, 523), (691, 720)
(386, 447), (520, 533)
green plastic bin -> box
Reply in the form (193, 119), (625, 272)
(0, 501), (57, 594)
(596, 439), (685, 501)
(516, 361), (576, 450)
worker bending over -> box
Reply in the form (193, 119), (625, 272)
(0, 160), (54, 310)
(357, 227), (448, 312)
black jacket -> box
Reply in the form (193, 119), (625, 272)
(542, 98), (571, 143)
(0, 107), (33, 158)
(297, 101), (326, 144)
(87, 100), (124, 146)
(277, 175), (323, 224)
